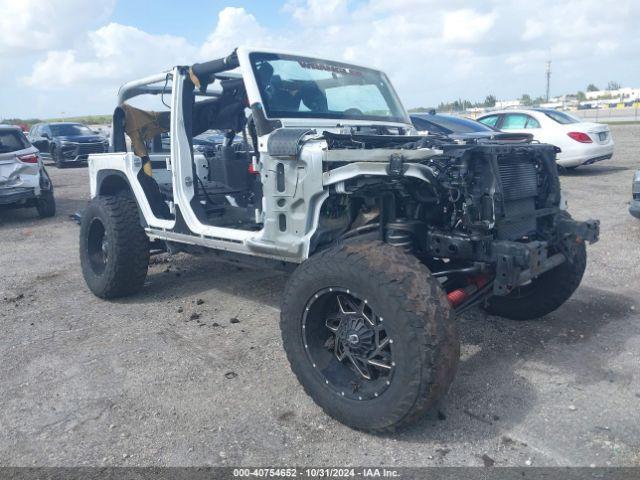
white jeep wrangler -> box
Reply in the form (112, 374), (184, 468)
(80, 48), (598, 431)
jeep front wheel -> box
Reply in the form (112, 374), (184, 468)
(79, 193), (149, 299)
(280, 241), (459, 432)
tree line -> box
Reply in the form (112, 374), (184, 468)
(1, 115), (112, 129)
(409, 81), (623, 113)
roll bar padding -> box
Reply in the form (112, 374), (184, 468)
(190, 51), (239, 90)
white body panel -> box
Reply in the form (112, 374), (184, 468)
(89, 50), (436, 263)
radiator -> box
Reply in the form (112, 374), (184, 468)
(496, 156), (538, 240)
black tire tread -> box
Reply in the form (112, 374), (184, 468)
(36, 190), (56, 218)
(280, 241), (459, 432)
(80, 193), (149, 299)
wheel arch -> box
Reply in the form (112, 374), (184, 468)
(307, 191), (380, 257)
(95, 170), (148, 227)
(97, 170), (132, 196)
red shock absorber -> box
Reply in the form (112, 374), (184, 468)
(447, 275), (490, 308)
(447, 288), (468, 307)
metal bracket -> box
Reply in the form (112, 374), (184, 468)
(387, 153), (405, 177)
(557, 217), (600, 244)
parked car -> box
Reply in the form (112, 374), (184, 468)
(160, 132), (218, 159)
(0, 125), (55, 218)
(477, 109), (614, 169)
(29, 122), (109, 168)
(410, 113), (533, 142)
(630, 170), (640, 219)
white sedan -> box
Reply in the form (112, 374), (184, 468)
(477, 109), (614, 169)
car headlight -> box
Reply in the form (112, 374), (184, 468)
(194, 145), (206, 152)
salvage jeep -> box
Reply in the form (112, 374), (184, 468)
(79, 48), (599, 432)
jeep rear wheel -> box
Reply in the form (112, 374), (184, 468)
(80, 193), (149, 299)
(280, 241), (459, 432)
(483, 241), (586, 321)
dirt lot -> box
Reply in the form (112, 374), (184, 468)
(1, 125), (639, 467)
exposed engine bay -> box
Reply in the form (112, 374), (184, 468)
(312, 130), (599, 311)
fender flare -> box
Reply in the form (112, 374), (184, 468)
(96, 169), (132, 195)
(95, 170), (148, 227)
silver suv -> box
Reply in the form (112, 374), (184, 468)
(0, 125), (55, 218)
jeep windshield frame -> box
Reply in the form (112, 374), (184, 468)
(248, 52), (410, 124)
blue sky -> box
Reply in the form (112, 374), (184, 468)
(1, 0), (639, 119)
(110, 0), (289, 40)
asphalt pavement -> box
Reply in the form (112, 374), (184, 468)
(0, 125), (638, 467)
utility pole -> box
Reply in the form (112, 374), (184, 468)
(545, 60), (552, 102)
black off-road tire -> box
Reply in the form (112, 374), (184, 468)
(280, 241), (459, 432)
(36, 190), (56, 218)
(482, 241), (587, 321)
(80, 193), (149, 299)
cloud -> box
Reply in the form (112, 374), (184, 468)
(8, 0), (640, 117)
(442, 9), (496, 44)
(26, 7), (266, 90)
(284, 0), (349, 26)
(25, 23), (196, 89)
(0, 0), (115, 55)
(200, 7), (275, 58)
(522, 19), (545, 41)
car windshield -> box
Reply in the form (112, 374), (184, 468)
(0, 130), (30, 153)
(50, 124), (94, 136)
(420, 115), (495, 133)
(541, 110), (580, 124)
(249, 52), (409, 123)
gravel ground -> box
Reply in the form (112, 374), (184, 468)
(0, 124), (639, 467)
